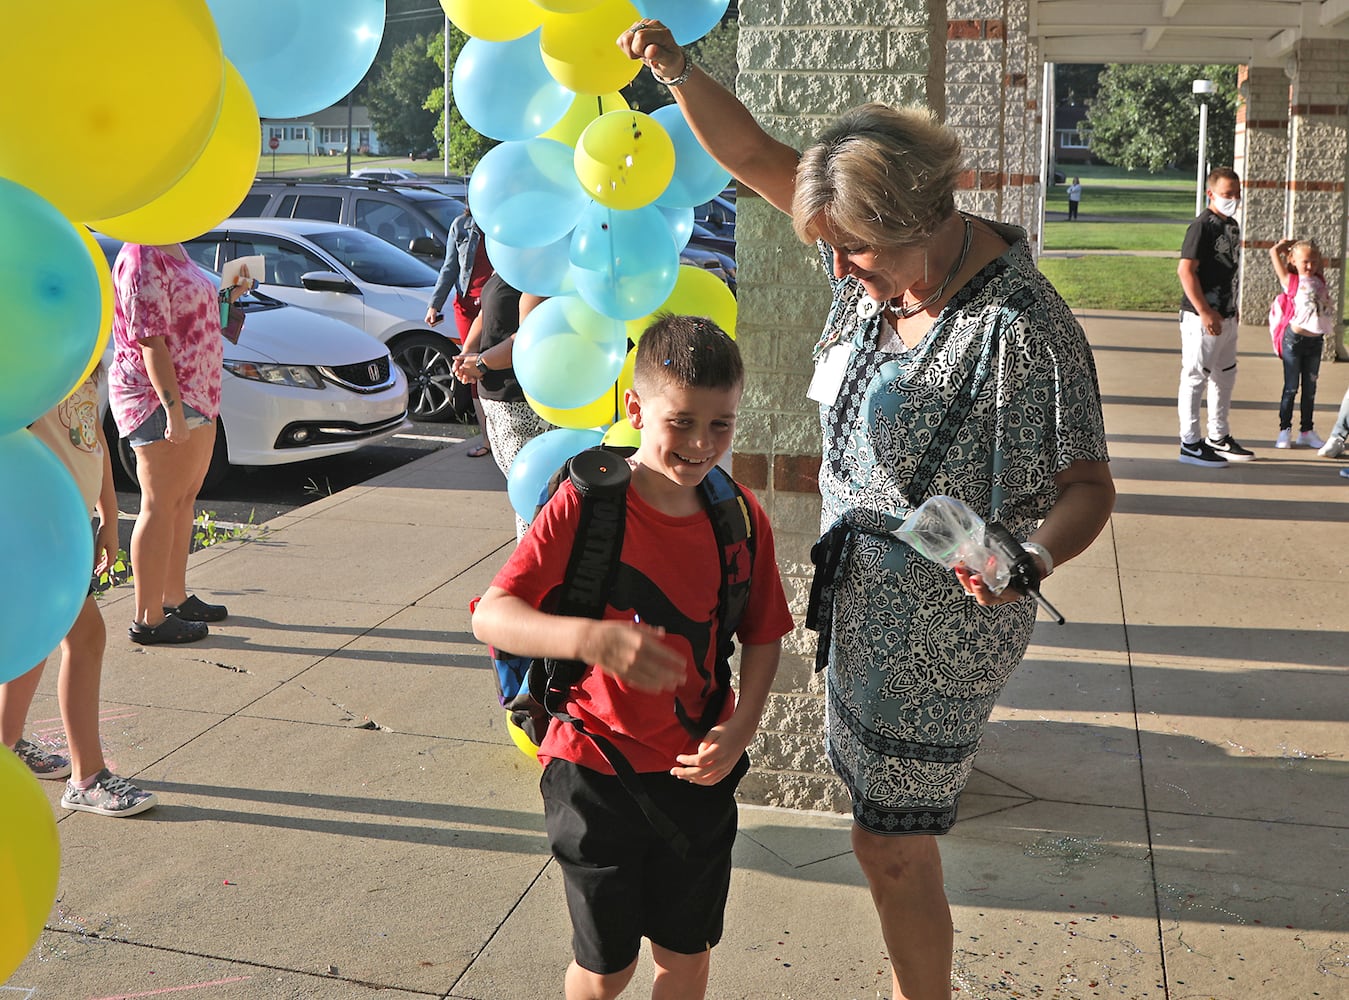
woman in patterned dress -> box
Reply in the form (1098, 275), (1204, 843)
(621, 23), (1116, 1000)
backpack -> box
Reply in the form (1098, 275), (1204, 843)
(480, 445), (756, 855)
(1268, 272), (1298, 358)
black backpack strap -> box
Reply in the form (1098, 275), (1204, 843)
(676, 466), (755, 739)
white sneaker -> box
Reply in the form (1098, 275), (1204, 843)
(1274, 428), (1292, 448)
(1318, 435), (1346, 458)
(1297, 430), (1325, 449)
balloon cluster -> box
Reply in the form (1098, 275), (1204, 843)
(0, 2), (387, 981)
(443, 0), (738, 522)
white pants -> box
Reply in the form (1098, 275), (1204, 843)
(1178, 311), (1239, 444)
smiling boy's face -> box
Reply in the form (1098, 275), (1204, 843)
(626, 380), (741, 490)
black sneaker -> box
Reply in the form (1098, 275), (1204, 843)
(129, 615), (209, 645)
(1179, 440), (1228, 468)
(1205, 435), (1255, 462)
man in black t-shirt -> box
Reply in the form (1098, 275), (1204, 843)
(1176, 167), (1252, 467)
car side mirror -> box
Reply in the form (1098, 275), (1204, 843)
(299, 271), (359, 294)
(408, 235), (443, 258)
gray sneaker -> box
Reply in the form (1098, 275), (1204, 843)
(13, 738), (72, 780)
(61, 770), (158, 818)
(1318, 435), (1345, 458)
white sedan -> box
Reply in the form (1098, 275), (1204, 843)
(94, 235), (410, 490)
(184, 219), (469, 422)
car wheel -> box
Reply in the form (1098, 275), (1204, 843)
(390, 331), (469, 422)
(104, 413), (231, 491)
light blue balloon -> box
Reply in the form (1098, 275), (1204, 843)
(652, 104), (732, 208)
(452, 31), (574, 142)
(657, 204), (694, 252)
(515, 295), (628, 409)
(0, 430), (95, 683)
(207, 0), (385, 119)
(485, 235), (576, 298)
(569, 204), (679, 320)
(469, 139), (588, 248)
(0, 179), (100, 434)
(633, 0), (729, 45)
(507, 427), (604, 524)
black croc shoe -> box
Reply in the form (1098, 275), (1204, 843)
(164, 594), (228, 623)
(130, 616), (209, 645)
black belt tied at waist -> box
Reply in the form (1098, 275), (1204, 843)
(805, 513), (901, 674)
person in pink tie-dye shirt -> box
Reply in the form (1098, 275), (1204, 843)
(109, 243), (250, 645)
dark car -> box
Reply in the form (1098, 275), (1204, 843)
(234, 178), (466, 265)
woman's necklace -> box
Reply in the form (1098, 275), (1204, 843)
(890, 215), (973, 319)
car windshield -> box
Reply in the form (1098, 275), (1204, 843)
(305, 228), (438, 287)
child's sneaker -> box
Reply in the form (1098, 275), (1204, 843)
(61, 769), (158, 817)
(1205, 435), (1255, 461)
(1319, 435), (1346, 458)
(1274, 428), (1292, 448)
(12, 738), (72, 780)
(1297, 430), (1324, 449)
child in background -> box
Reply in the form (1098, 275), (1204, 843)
(1269, 238), (1331, 449)
(472, 316), (793, 1000)
(0, 365), (158, 817)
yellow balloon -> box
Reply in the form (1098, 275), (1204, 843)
(541, 91), (629, 147)
(624, 266), (738, 342)
(2, 4), (224, 222)
(602, 417), (641, 449)
(533, 0), (603, 11)
(69, 228), (114, 393)
(440, 0), (542, 40)
(574, 111), (675, 210)
(539, 0), (642, 95)
(0, 746), (60, 982)
(91, 62), (259, 245)
(505, 711), (542, 763)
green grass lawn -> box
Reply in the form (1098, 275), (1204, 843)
(256, 152), (454, 178)
(1055, 163), (1193, 190)
(1044, 221), (1184, 252)
(1038, 256), (1178, 312)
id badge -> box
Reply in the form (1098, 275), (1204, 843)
(807, 342), (851, 407)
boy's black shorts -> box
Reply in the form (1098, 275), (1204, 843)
(541, 753), (750, 975)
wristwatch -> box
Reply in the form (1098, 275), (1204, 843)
(475, 355), (488, 374)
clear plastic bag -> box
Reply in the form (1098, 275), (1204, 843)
(892, 495), (1013, 593)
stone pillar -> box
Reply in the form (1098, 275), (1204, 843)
(1286, 40), (1349, 358)
(945, 1), (1044, 247)
(731, 1), (941, 813)
(1236, 65), (1291, 329)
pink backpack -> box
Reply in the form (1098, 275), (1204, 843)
(1267, 272), (1298, 358)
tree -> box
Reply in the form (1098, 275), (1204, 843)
(367, 33), (442, 155)
(425, 28), (496, 173)
(1054, 64), (1103, 104)
(1086, 64), (1238, 172)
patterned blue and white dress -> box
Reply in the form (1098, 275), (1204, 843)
(812, 218), (1108, 835)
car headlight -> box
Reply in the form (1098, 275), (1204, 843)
(223, 360), (326, 389)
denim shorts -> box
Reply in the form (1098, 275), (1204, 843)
(127, 403), (210, 447)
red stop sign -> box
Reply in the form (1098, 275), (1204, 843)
(268, 136), (280, 150)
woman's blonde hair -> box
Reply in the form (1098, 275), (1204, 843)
(791, 103), (963, 250)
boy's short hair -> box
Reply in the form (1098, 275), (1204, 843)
(1206, 166), (1239, 188)
(633, 314), (744, 394)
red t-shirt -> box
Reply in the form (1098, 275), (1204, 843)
(491, 477), (794, 774)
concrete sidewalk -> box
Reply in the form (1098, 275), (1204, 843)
(8, 311), (1348, 999)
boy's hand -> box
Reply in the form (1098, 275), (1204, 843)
(586, 621), (684, 693)
(672, 712), (756, 785)
(94, 520), (118, 577)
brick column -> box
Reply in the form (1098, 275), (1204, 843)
(732, 1), (941, 813)
(1236, 65), (1292, 328)
(945, 1), (1044, 248)
(1286, 40), (1349, 358)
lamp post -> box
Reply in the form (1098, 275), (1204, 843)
(1193, 79), (1215, 215)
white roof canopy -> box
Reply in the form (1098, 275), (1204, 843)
(1032, 0), (1349, 65)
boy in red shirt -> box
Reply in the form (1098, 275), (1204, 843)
(473, 315), (792, 1000)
